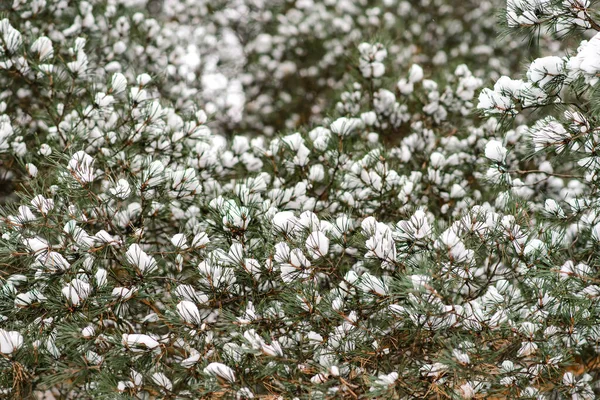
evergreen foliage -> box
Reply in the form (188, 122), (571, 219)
(0, 0), (599, 398)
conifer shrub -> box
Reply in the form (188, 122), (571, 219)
(0, 0), (599, 398)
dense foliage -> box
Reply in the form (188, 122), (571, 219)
(0, 0), (600, 398)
